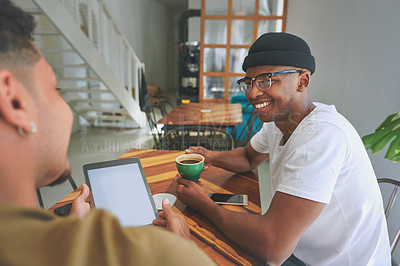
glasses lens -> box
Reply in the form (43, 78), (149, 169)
(237, 78), (252, 93)
(256, 74), (271, 91)
(238, 81), (248, 93)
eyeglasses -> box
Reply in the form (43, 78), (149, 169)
(236, 70), (302, 94)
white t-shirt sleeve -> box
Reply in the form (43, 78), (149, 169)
(277, 122), (349, 204)
(250, 123), (270, 153)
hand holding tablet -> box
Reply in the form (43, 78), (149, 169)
(83, 157), (193, 240)
(152, 197), (191, 239)
(83, 158), (159, 227)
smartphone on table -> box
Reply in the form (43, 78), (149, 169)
(208, 193), (248, 206)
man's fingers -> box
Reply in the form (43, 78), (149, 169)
(76, 183), (90, 202)
(176, 177), (194, 187)
(153, 218), (168, 227)
(185, 146), (204, 154)
(176, 177), (201, 195)
(70, 184), (91, 219)
(196, 180), (204, 186)
(153, 199), (174, 229)
(158, 211), (166, 219)
(184, 147), (199, 154)
(161, 198), (173, 217)
(185, 146), (199, 153)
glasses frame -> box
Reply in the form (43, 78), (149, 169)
(237, 70), (302, 94)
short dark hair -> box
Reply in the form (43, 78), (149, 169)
(0, 0), (40, 80)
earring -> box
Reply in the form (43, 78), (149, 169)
(17, 122), (37, 136)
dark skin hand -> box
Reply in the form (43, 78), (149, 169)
(185, 144), (269, 173)
(184, 147), (213, 171)
(175, 176), (325, 265)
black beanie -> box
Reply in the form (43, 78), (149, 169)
(242, 32), (316, 74)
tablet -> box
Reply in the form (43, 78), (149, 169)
(83, 158), (159, 227)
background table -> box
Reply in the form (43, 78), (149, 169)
(157, 103), (243, 127)
(51, 149), (264, 266)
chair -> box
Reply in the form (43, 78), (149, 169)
(145, 99), (175, 149)
(156, 98), (175, 116)
(162, 126), (234, 151)
(231, 103), (263, 147)
(145, 105), (163, 149)
(36, 176), (78, 208)
(377, 178), (400, 256)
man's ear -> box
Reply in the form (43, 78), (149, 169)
(297, 72), (310, 92)
(0, 70), (31, 132)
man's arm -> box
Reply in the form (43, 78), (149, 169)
(176, 178), (325, 265)
(186, 143), (269, 173)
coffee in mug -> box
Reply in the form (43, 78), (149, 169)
(176, 154), (205, 182)
(179, 159), (202, 164)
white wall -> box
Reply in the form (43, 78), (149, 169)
(102, 0), (177, 92)
(188, 0), (201, 41)
(286, 0), (400, 178)
(286, 0), (400, 262)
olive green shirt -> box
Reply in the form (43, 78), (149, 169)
(0, 204), (215, 266)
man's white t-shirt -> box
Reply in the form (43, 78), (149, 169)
(251, 103), (391, 265)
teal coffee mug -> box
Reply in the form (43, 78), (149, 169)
(176, 154), (205, 182)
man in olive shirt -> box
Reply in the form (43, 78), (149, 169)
(0, 1), (214, 265)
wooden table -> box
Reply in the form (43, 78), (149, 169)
(50, 149), (263, 266)
(157, 103), (243, 127)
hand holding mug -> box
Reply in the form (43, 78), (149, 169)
(185, 146), (213, 171)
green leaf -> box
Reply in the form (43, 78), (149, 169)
(390, 154), (400, 162)
(385, 133), (400, 161)
(362, 133), (379, 150)
(376, 111), (400, 131)
(362, 118), (400, 150)
(370, 130), (398, 154)
(377, 117), (400, 132)
(362, 110), (400, 163)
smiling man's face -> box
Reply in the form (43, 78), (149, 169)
(245, 65), (303, 124)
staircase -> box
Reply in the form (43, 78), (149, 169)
(18, 0), (146, 128)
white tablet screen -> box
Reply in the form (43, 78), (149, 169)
(86, 163), (157, 227)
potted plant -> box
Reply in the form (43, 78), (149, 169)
(362, 110), (400, 161)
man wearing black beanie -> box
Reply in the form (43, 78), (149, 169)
(177, 32), (391, 265)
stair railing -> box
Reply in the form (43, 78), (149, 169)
(55, 0), (141, 102)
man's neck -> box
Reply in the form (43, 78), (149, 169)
(0, 180), (38, 207)
(0, 140), (38, 208)
(275, 101), (316, 145)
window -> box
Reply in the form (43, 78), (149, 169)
(200, 0), (288, 102)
